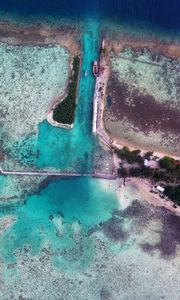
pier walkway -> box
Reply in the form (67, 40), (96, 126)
(92, 41), (113, 147)
(0, 168), (117, 180)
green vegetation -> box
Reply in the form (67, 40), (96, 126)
(101, 47), (107, 55)
(116, 150), (180, 183)
(164, 185), (180, 205)
(118, 167), (128, 178)
(53, 55), (80, 125)
(115, 146), (144, 165)
(127, 166), (173, 181)
(144, 151), (154, 160)
(115, 147), (180, 206)
(159, 156), (176, 170)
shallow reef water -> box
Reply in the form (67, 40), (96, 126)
(0, 195), (180, 299)
(104, 47), (180, 156)
(0, 9), (180, 300)
(111, 47), (180, 107)
(0, 43), (69, 170)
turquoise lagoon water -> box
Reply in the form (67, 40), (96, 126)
(37, 21), (100, 171)
(0, 177), (118, 264)
(0, 19), (119, 273)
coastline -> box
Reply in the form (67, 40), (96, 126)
(46, 57), (73, 129)
(111, 136), (180, 161)
(117, 177), (180, 216)
(105, 34), (180, 59)
(1, 19), (179, 211)
(92, 41), (113, 146)
(48, 54), (81, 128)
(99, 177), (180, 216)
(102, 36), (180, 159)
(0, 20), (82, 129)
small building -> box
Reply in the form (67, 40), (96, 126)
(156, 185), (165, 193)
(144, 159), (159, 169)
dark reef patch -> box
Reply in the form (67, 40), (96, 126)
(140, 208), (180, 258)
(88, 199), (180, 258)
(106, 73), (180, 135)
(37, 176), (58, 193)
(114, 200), (155, 230)
(140, 210), (180, 258)
(121, 200), (180, 258)
(87, 215), (128, 242)
(119, 200), (180, 258)
(102, 216), (128, 241)
(100, 287), (112, 300)
(119, 200), (151, 219)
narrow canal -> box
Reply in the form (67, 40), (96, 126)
(37, 20), (102, 172)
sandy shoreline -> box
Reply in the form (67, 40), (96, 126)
(123, 178), (180, 215)
(111, 136), (180, 161)
(99, 177), (180, 216)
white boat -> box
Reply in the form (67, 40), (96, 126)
(85, 70), (88, 77)
(93, 60), (98, 77)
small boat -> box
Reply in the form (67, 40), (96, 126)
(93, 60), (99, 77)
(84, 69), (88, 77)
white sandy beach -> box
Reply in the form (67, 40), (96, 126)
(99, 177), (180, 216)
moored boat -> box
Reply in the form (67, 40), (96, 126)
(93, 60), (99, 77)
(85, 69), (88, 77)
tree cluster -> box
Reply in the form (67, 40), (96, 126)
(164, 185), (180, 205)
(159, 156), (176, 170)
(118, 165), (180, 183)
(115, 146), (144, 165)
(53, 56), (80, 124)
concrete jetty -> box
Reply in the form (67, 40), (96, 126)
(92, 40), (113, 147)
(0, 167), (117, 180)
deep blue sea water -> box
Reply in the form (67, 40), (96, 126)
(0, 0), (180, 30)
